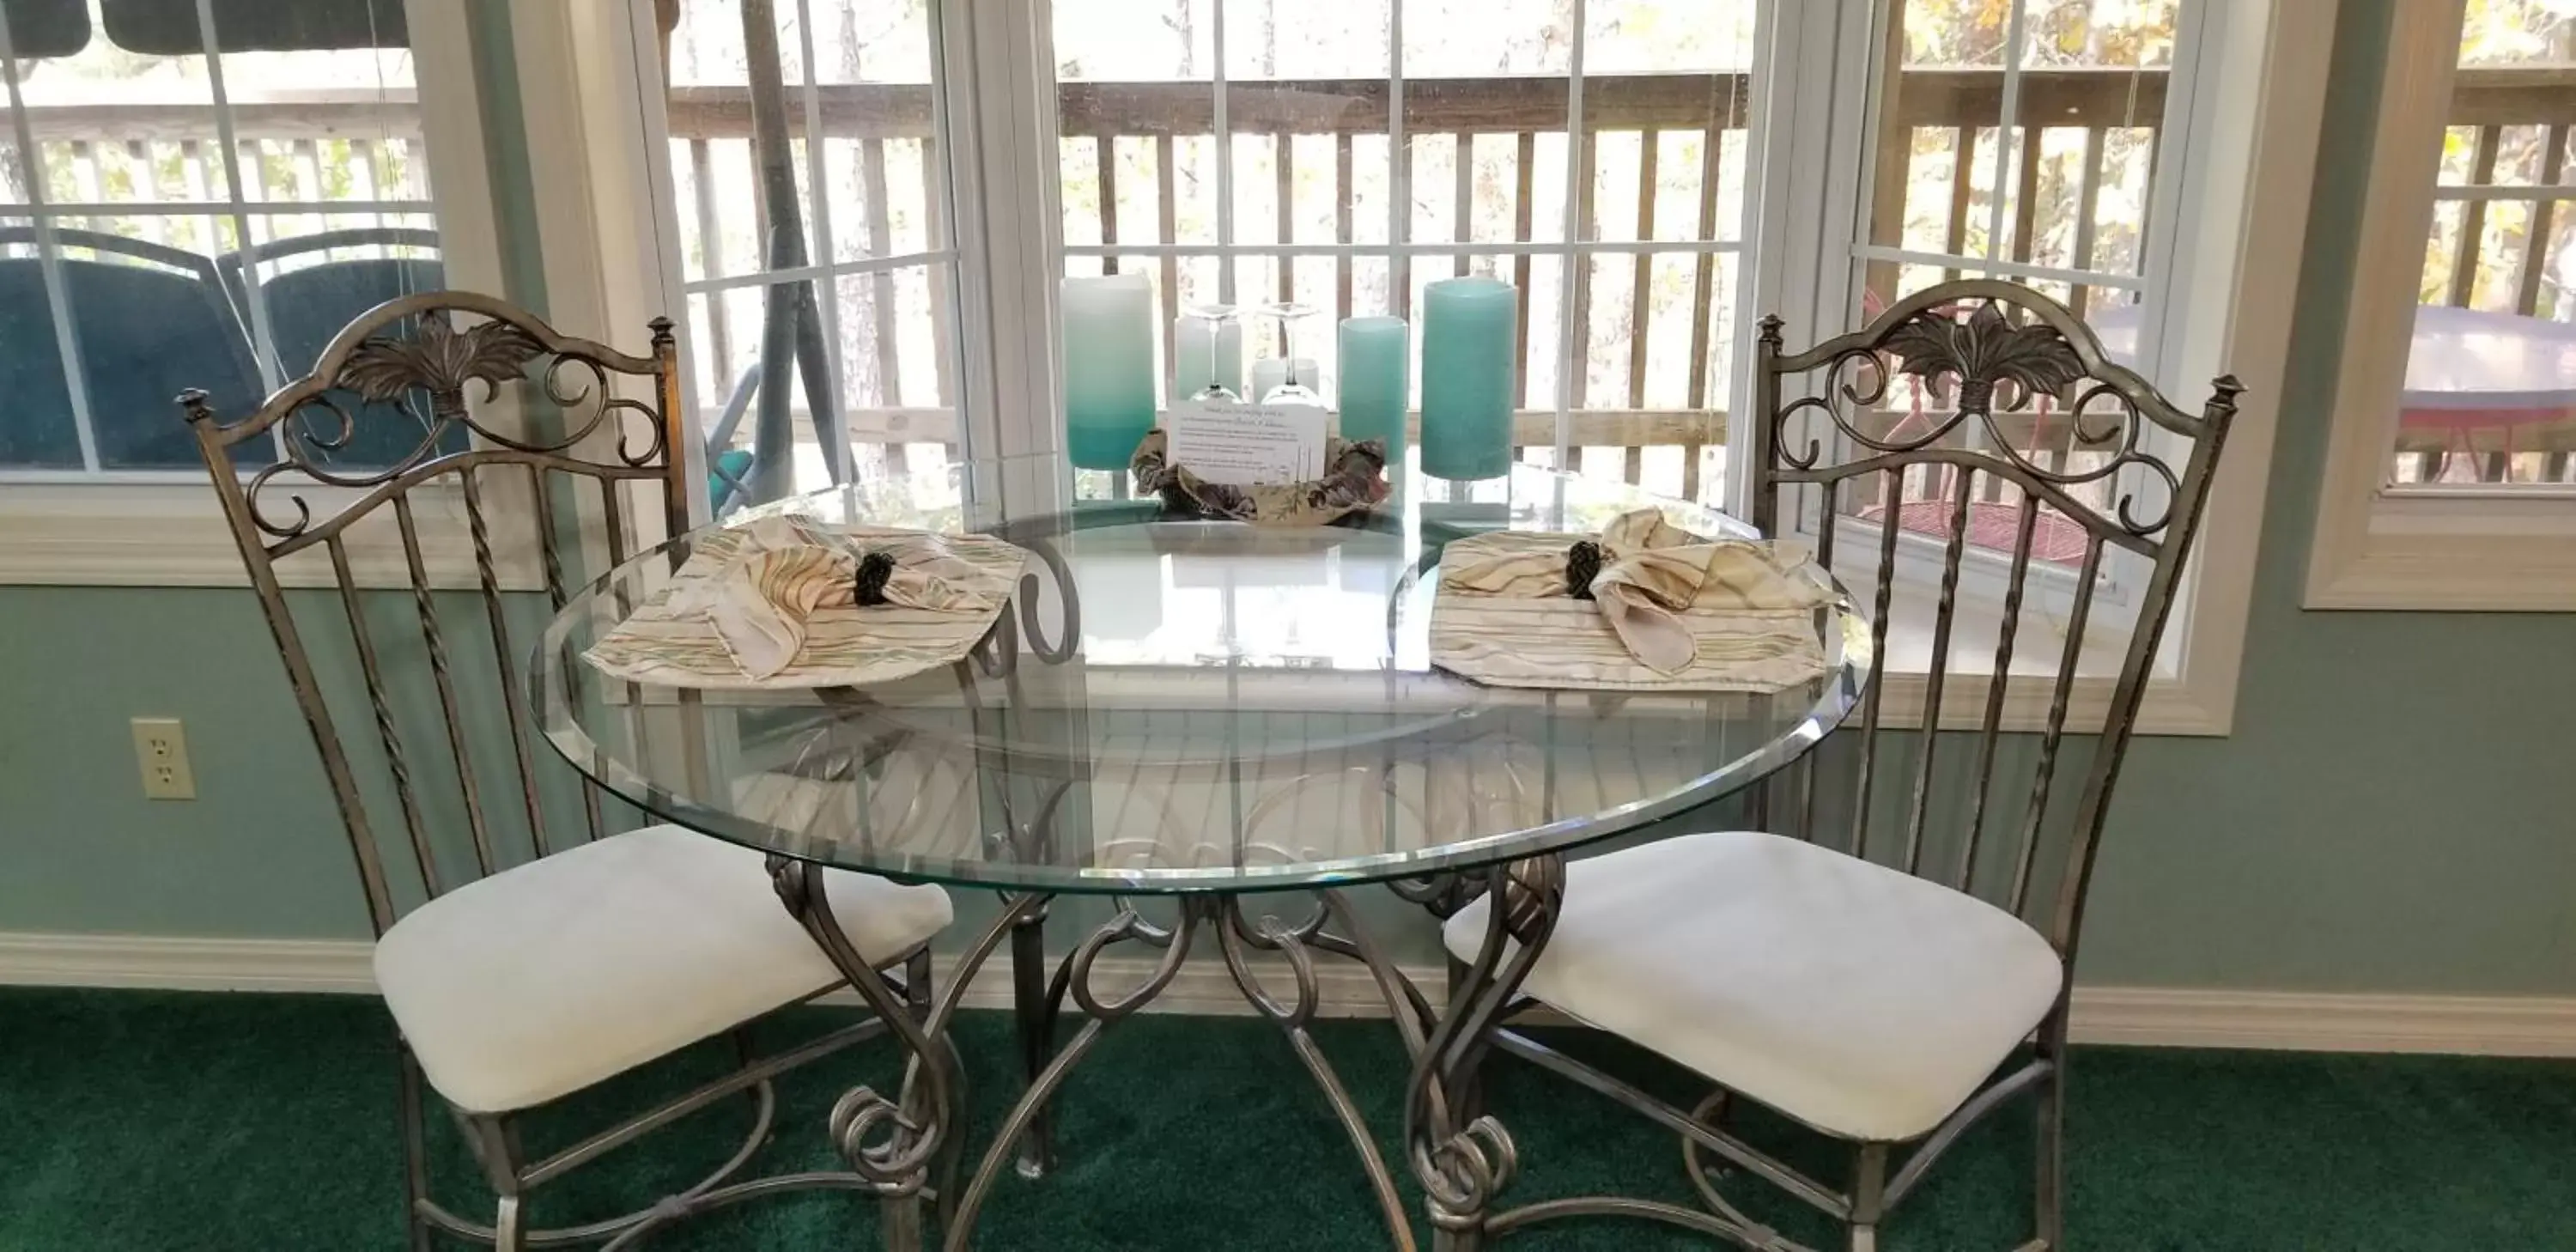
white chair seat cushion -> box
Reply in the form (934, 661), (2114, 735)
(1443, 830), (2062, 1142)
(374, 824), (952, 1115)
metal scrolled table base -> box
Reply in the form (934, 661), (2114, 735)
(701, 850), (1572, 1252)
(945, 889), (1421, 1251)
(592, 860), (1017, 1252)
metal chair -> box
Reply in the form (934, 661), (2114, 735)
(0, 227), (264, 468)
(1438, 279), (2239, 1251)
(180, 290), (955, 1250)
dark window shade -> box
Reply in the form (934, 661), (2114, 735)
(100, 0), (405, 55)
(0, 0), (91, 58)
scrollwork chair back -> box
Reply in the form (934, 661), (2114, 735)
(1747, 278), (2239, 959)
(182, 289), (690, 937)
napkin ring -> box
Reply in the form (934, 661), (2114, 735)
(854, 550), (896, 606)
(1565, 540), (1603, 601)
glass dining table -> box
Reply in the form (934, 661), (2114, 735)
(530, 454), (1872, 1251)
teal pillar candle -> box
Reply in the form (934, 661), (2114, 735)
(1061, 273), (1157, 469)
(1419, 277), (1516, 480)
(1336, 315), (1410, 454)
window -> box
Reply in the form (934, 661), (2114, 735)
(1744, 0), (2291, 732)
(2400, 1), (2576, 491)
(605, 0), (2320, 729)
(0, 0), (448, 479)
(1048, 0), (1755, 502)
(1762, 0), (2188, 664)
(1837, 0), (2179, 568)
(2312, 0), (2576, 611)
(655, 0), (965, 516)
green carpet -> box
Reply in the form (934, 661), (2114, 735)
(2, 988), (2572, 1250)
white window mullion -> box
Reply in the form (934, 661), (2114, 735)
(1063, 239), (1729, 258)
(791, 0), (852, 485)
(1388, 0), (1407, 325)
(945, 0), (1066, 493)
(1212, 2), (1233, 307)
(2136, 0), (2213, 382)
(194, 0), (284, 401)
(37, 198), (426, 216)
(1985, 0), (2028, 264)
(682, 246), (957, 294)
(0, 9), (101, 472)
(1552, 0), (1589, 471)
(924, 0), (982, 467)
(2099, 0), (2221, 615)
(1855, 244), (2148, 290)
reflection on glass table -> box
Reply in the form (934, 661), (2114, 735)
(537, 457), (1868, 892)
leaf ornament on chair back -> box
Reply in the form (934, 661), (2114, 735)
(339, 311), (546, 427)
(1879, 301), (2084, 422)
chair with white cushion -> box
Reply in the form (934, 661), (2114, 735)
(182, 291), (954, 1250)
(1444, 280), (2238, 1251)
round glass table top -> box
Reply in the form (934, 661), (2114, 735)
(532, 456), (1872, 894)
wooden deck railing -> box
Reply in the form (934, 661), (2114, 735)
(679, 65), (2576, 489)
(11, 92), (433, 229)
(662, 67), (2208, 497)
(23, 68), (2576, 488)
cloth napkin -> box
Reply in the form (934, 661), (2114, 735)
(1442, 507), (1826, 674)
(664, 515), (1001, 679)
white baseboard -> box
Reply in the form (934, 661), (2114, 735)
(0, 932), (380, 994)
(5, 931), (2573, 1058)
(2065, 986), (2576, 1056)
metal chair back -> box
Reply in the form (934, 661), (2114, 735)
(183, 290), (689, 937)
(219, 228), (452, 469)
(1748, 278), (2238, 959)
(1, 227), (264, 468)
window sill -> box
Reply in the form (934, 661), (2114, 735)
(2306, 489), (2576, 611)
(0, 483), (540, 591)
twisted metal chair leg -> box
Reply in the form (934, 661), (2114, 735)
(1846, 1144), (1888, 1252)
(462, 1115), (530, 1252)
(397, 1042), (434, 1252)
(2033, 1017), (2069, 1250)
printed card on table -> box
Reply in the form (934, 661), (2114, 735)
(1165, 400), (1328, 485)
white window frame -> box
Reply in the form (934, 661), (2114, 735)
(0, 0), (511, 588)
(2307, 0), (2576, 612)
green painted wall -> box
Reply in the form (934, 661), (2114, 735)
(1, 1), (2566, 991)
(2067, 0), (2573, 993)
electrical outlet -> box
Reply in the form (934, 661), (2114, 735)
(131, 718), (197, 801)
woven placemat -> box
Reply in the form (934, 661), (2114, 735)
(583, 524), (1029, 690)
(1428, 530), (1828, 693)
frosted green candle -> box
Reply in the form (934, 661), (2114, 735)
(1061, 273), (1157, 469)
(1336, 315), (1409, 454)
(1419, 277), (1516, 480)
